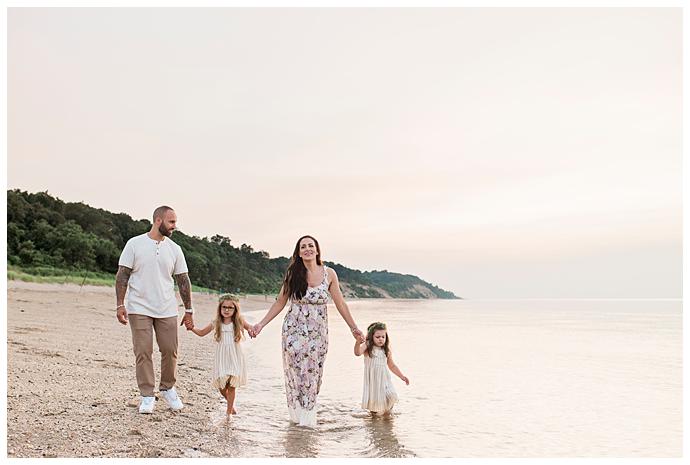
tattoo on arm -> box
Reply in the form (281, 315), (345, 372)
(115, 266), (132, 305)
(175, 273), (192, 309)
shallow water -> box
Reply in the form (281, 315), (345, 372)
(205, 299), (682, 457)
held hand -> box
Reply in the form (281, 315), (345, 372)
(116, 306), (128, 325)
(252, 323), (264, 338)
(351, 327), (364, 342)
(247, 324), (260, 338)
(181, 312), (194, 330)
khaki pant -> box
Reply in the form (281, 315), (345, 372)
(129, 314), (178, 397)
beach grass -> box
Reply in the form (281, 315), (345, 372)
(8, 266), (115, 286)
(7, 266), (218, 294)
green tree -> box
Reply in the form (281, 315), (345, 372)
(50, 221), (96, 269)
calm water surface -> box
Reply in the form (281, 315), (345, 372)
(199, 299), (681, 457)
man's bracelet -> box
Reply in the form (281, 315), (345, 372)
(184, 308), (194, 314)
(116, 304), (125, 309)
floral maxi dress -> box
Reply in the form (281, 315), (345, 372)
(281, 265), (330, 427)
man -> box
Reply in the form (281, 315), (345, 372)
(115, 206), (194, 414)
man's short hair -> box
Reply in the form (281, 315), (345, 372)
(153, 206), (174, 222)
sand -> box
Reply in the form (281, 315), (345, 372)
(6, 280), (274, 458)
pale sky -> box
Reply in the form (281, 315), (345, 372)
(7, 8), (682, 298)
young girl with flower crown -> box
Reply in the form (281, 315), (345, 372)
(354, 322), (410, 415)
(191, 294), (253, 416)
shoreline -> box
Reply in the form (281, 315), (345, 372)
(6, 280), (454, 301)
(6, 279), (436, 457)
(6, 281), (681, 457)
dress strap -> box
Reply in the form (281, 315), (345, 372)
(323, 265), (330, 286)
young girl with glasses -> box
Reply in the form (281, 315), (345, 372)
(190, 294), (253, 416)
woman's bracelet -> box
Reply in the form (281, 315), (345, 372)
(116, 304), (125, 309)
(351, 326), (359, 334)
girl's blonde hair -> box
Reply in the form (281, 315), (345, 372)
(365, 322), (390, 358)
(213, 294), (245, 342)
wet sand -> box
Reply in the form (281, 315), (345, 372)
(6, 281), (273, 458)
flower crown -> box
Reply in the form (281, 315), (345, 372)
(367, 322), (386, 334)
(218, 293), (239, 303)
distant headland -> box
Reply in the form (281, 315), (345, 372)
(7, 189), (459, 299)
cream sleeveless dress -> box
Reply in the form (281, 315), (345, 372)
(211, 322), (247, 389)
(362, 346), (398, 413)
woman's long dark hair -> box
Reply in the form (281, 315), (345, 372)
(282, 235), (322, 300)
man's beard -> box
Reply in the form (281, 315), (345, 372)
(159, 224), (173, 237)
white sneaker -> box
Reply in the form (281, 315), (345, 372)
(160, 387), (183, 411)
(138, 396), (155, 414)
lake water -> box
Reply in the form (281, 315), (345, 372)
(204, 298), (682, 457)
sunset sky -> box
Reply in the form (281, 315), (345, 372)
(7, 7), (682, 298)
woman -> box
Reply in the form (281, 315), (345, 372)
(252, 235), (365, 427)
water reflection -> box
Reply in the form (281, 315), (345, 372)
(282, 424), (320, 458)
(363, 414), (416, 457)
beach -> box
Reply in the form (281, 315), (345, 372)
(6, 281), (682, 458)
(6, 281), (275, 458)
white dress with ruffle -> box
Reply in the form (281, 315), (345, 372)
(211, 322), (247, 389)
(362, 346), (398, 413)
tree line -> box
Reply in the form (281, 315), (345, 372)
(7, 189), (457, 298)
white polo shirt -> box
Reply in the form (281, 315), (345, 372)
(118, 233), (189, 318)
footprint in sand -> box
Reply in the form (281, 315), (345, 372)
(12, 326), (46, 335)
(33, 349), (63, 358)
